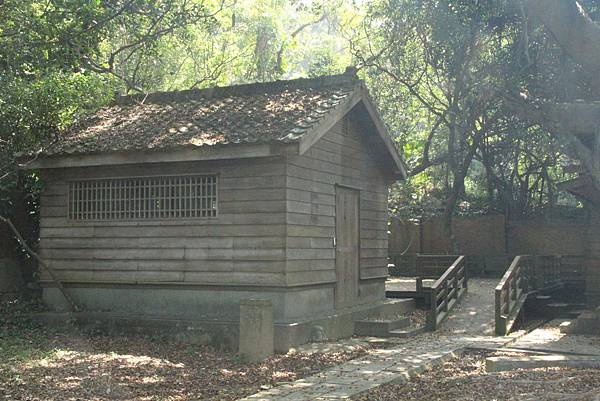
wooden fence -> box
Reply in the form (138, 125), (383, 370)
(422, 255), (468, 331)
(388, 253), (460, 277)
(416, 254), (460, 278)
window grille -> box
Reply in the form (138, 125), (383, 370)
(68, 175), (218, 220)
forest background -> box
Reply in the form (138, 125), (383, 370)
(2, 0), (597, 246)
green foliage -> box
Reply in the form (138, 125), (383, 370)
(0, 0), (106, 75)
(0, 0), (582, 239)
(0, 0), (358, 255)
(352, 0), (576, 219)
(0, 72), (114, 217)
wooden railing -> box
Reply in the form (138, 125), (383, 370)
(495, 254), (587, 335)
(529, 255), (586, 290)
(529, 255), (561, 290)
(559, 255), (586, 290)
(495, 255), (529, 336)
(423, 255), (468, 331)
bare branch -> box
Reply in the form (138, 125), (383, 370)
(0, 215), (79, 311)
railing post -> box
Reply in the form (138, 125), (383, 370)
(522, 256), (529, 292)
(452, 272), (458, 299)
(443, 282), (449, 312)
(463, 258), (468, 290)
(531, 255), (539, 290)
(427, 289), (437, 331)
(511, 276), (517, 301)
(495, 288), (505, 336)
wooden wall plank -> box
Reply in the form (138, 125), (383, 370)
(285, 115), (390, 287)
(38, 157), (289, 286)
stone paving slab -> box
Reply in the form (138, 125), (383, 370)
(237, 279), (523, 401)
(510, 318), (600, 356)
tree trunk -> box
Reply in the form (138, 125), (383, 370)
(526, 0), (600, 83)
(0, 216), (78, 311)
(442, 141), (478, 253)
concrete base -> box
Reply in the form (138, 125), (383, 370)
(42, 284), (339, 321)
(565, 308), (600, 335)
(239, 299), (274, 362)
(486, 355), (600, 372)
(42, 280), (387, 321)
(33, 297), (415, 352)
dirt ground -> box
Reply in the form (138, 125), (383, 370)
(354, 350), (600, 401)
(0, 297), (378, 401)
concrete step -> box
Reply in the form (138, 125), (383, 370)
(561, 309), (600, 335)
(378, 298), (416, 316)
(486, 354), (600, 372)
(387, 326), (426, 338)
(527, 296), (586, 319)
(568, 309), (586, 319)
(354, 317), (410, 337)
(573, 315), (600, 335)
(544, 303), (587, 318)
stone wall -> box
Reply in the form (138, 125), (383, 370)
(389, 214), (587, 257)
(389, 213), (588, 277)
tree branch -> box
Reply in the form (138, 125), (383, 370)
(0, 215), (79, 312)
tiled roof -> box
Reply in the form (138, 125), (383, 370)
(42, 71), (361, 156)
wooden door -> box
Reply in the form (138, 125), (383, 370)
(335, 186), (360, 308)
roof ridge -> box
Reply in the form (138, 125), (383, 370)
(118, 68), (361, 105)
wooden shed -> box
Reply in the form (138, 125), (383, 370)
(24, 69), (407, 349)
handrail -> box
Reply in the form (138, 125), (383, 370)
(495, 254), (587, 336)
(423, 255), (468, 331)
(495, 255), (529, 336)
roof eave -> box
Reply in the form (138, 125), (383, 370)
(20, 142), (299, 170)
(358, 88), (408, 180)
(298, 85), (408, 180)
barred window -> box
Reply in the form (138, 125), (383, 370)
(68, 175), (218, 220)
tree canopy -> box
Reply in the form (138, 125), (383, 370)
(1, 0), (599, 241)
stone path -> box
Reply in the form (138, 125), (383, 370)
(240, 279), (521, 401)
(510, 318), (600, 356)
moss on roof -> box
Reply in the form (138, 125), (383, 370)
(44, 72), (361, 156)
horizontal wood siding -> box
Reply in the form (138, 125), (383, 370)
(285, 114), (391, 286)
(39, 158), (287, 286)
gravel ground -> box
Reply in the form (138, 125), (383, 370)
(354, 350), (600, 401)
(0, 297), (376, 401)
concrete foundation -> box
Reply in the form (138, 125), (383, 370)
(36, 291), (414, 352)
(42, 284), (339, 322)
